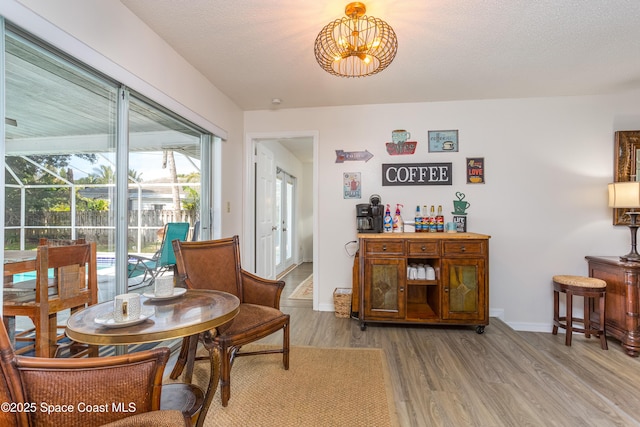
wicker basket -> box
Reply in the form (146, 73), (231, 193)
(333, 288), (352, 318)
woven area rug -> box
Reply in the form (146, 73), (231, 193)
(288, 275), (313, 300)
(179, 345), (399, 427)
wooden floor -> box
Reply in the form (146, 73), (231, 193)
(258, 263), (640, 427)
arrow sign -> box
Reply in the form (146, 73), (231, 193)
(335, 150), (374, 163)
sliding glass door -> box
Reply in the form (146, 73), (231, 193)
(3, 23), (216, 300)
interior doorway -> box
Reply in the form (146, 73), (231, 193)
(244, 131), (318, 308)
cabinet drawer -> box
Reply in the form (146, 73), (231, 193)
(407, 241), (440, 256)
(443, 240), (486, 256)
(364, 240), (405, 255)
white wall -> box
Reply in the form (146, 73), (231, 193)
(245, 91), (640, 331)
(300, 161), (313, 262)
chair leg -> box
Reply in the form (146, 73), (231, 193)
(565, 290), (573, 346)
(47, 314), (58, 358)
(220, 345), (232, 407)
(32, 313), (49, 357)
(183, 334), (199, 384)
(283, 320), (290, 370)
(2, 317), (15, 347)
(552, 289), (560, 335)
(583, 296), (591, 339)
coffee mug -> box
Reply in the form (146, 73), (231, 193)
(425, 266), (436, 280)
(392, 129), (411, 143)
(154, 276), (175, 297)
(445, 222), (457, 233)
(453, 200), (471, 214)
(407, 266), (418, 280)
(113, 293), (141, 323)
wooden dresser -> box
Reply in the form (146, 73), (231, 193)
(355, 232), (490, 333)
(586, 256), (640, 356)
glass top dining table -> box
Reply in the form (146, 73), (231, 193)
(65, 288), (240, 427)
(66, 289), (239, 345)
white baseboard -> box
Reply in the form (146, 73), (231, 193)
(505, 321), (553, 333)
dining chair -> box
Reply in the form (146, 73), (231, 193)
(127, 222), (190, 290)
(38, 237), (86, 246)
(2, 242), (98, 357)
(0, 316), (199, 426)
(169, 236), (290, 407)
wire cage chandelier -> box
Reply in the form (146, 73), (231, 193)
(314, 2), (398, 78)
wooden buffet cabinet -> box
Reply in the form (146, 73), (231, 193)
(356, 232), (490, 333)
(586, 256), (640, 357)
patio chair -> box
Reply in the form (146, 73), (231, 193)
(2, 242), (98, 358)
(169, 236), (290, 407)
(127, 222), (189, 290)
(0, 316), (200, 426)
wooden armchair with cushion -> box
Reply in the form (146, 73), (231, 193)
(0, 316), (198, 426)
(169, 236), (290, 407)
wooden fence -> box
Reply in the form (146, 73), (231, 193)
(7, 210), (197, 251)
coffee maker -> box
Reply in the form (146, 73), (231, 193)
(356, 194), (384, 233)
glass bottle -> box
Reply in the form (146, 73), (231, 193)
(429, 205), (436, 232)
(436, 205), (444, 232)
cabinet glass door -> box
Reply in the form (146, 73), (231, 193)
(364, 258), (405, 319)
(442, 259), (485, 320)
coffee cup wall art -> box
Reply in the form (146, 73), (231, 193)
(386, 129), (418, 155)
(428, 130), (459, 152)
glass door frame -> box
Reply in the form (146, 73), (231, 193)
(275, 167), (296, 276)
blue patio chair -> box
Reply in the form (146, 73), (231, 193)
(127, 222), (190, 289)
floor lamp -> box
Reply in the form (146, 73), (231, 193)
(609, 182), (640, 262)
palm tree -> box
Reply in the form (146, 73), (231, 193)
(163, 150), (181, 220)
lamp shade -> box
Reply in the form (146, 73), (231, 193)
(608, 182), (640, 208)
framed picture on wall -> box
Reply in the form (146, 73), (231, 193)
(428, 130), (459, 152)
(466, 157), (485, 184)
(343, 172), (361, 199)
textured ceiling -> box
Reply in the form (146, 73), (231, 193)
(120, 0), (640, 112)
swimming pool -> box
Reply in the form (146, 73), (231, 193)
(11, 257), (115, 283)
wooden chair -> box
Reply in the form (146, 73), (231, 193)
(38, 238), (98, 357)
(169, 236), (290, 407)
(3, 242), (98, 357)
(38, 237), (86, 246)
(0, 316), (198, 426)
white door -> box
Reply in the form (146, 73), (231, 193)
(255, 144), (276, 279)
(275, 169), (296, 276)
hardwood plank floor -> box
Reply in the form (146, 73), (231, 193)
(258, 263), (640, 426)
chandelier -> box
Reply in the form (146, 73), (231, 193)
(314, 2), (398, 78)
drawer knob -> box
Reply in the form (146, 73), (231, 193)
(382, 245), (387, 251)
(421, 245), (426, 251)
(461, 246), (466, 252)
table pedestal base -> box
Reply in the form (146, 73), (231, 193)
(171, 330), (220, 427)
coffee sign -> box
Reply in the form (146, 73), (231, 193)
(382, 163), (452, 186)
